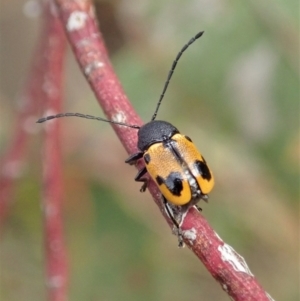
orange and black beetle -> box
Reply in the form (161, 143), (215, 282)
(125, 120), (214, 209)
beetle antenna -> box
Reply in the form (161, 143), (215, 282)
(36, 113), (140, 129)
(151, 31), (204, 121)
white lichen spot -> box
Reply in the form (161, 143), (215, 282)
(218, 243), (253, 276)
(112, 112), (126, 124)
(43, 202), (57, 218)
(2, 161), (23, 178)
(67, 11), (88, 31)
(84, 61), (104, 76)
(44, 109), (56, 118)
(47, 275), (64, 288)
(23, 0), (41, 18)
(222, 283), (228, 292)
(40, 109), (58, 131)
(182, 228), (197, 244)
(42, 78), (58, 98)
(266, 292), (275, 301)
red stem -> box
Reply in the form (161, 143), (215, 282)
(52, 0), (274, 300)
(0, 0), (54, 228)
(40, 3), (68, 301)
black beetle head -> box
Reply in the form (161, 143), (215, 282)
(137, 120), (179, 151)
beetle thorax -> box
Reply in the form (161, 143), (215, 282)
(138, 120), (179, 151)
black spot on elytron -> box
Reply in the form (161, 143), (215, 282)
(185, 135), (192, 142)
(195, 160), (211, 180)
(165, 172), (183, 196)
(144, 153), (151, 164)
(156, 175), (164, 185)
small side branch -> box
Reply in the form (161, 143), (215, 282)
(0, 0), (55, 228)
(40, 2), (68, 301)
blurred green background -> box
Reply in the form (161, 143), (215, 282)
(1, 0), (299, 300)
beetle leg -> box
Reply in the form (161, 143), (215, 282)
(163, 197), (184, 248)
(163, 197), (179, 228)
(195, 205), (202, 212)
(201, 194), (209, 203)
(134, 167), (148, 192)
(125, 152), (144, 165)
(181, 194), (207, 212)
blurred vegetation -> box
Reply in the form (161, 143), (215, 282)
(1, 0), (299, 300)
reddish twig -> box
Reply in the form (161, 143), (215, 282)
(0, 0), (54, 228)
(51, 0), (274, 300)
(1, 1), (69, 300)
(39, 2), (68, 301)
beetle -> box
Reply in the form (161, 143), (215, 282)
(125, 119), (214, 209)
(37, 31), (214, 245)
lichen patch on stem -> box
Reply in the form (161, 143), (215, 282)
(183, 227), (197, 244)
(84, 61), (104, 76)
(66, 11), (88, 31)
(112, 111), (127, 124)
(46, 275), (65, 288)
(218, 243), (254, 276)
